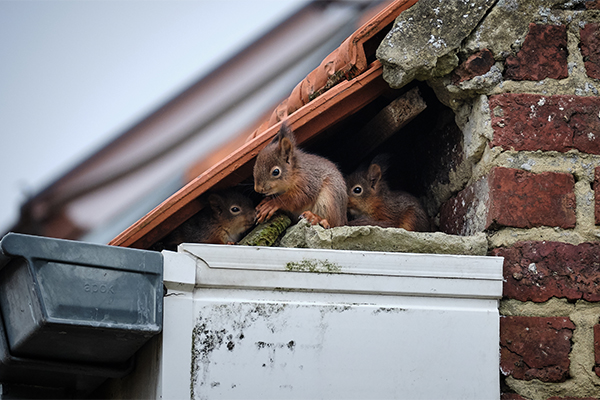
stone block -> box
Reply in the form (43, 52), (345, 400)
(377, 0), (496, 88)
(279, 219), (489, 255)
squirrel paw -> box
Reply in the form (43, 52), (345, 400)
(255, 198), (280, 223)
(300, 211), (331, 229)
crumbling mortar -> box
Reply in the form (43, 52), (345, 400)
(489, 227), (590, 248)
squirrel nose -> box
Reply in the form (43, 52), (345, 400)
(254, 183), (267, 194)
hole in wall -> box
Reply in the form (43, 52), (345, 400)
(305, 81), (464, 231)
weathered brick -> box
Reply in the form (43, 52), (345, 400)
(593, 167), (600, 225)
(586, 1), (600, 10)
(490, 93), (600, 154)
(505, 24), (568, 81)
(500, 316), (574, 383)
(440, 167), (576, 235)
(501, 394), (527, 400)
(581, 23), (600, 79)
(453, 49), (495, 83)
(595, 323), (600, 377)
(491, 241), (600, 302)
(547, 398), (600, 400)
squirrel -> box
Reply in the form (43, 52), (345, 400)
(156, 189), (255, 251)
(253, 121), (348, 229)
(346, 155), (431, 232)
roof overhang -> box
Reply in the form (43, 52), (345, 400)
(110, 0), (419, 249)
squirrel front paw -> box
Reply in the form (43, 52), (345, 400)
(300, 211), (331, 229)
(255, 198), (280, 223)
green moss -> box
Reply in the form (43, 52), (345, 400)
(285, 258), (342, 273)
(239, 213), (292, 247)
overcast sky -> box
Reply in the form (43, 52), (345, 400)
(0, 0), (307, 233)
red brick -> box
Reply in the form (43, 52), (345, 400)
(453, 49), (495, 83)
(586, 1), (600, 10)
(440, 167), (576, 234)
(581, 23), (600, 79)
(491, 241), (600, 302)
(501, 394), (527, 400)
(546, 397), (593, 400)
(505, 24), (568, 81)
(489, 168), (576, 229)
(490, 93), (600, 154)
(500, 316), (574, 383)
(593, 167), (600, 225)
(595, 323), (600, 377)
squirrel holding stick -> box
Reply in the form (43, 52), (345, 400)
(253, 122), (347, 228)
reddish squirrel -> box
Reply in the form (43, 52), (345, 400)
(346, 155), (431, 232)
(253, 122), (348, 228)
(157, 190), (255, 250)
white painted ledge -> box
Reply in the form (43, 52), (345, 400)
(181, 244), (504, 299)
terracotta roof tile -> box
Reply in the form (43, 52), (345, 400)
(248, 0), (417, 141)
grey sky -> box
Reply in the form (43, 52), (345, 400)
(0, 0), (307, 233)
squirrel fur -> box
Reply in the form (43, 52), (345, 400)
(253, 122), (348, 228)
(157, 190), (255, 250)
(346, 155), (431, 232)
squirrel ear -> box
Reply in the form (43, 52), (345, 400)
(280, 121), (295, 140)
(371, 154), (390, 174)
(367, 164), (382, 190)
(270, 121), (294, 144)
(277, 121), (295, 163)
(208, 193), (224, 216)
(279, 137), (294, 163)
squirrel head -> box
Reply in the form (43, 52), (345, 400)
(253, 121), (297, 196)
(346, 155), (390, 218)
(208, 190), (255, 243)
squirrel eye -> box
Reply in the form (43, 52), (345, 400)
(230, 206), (240, 214)
(352, 185), (362, 195)
(271, 167), (281, 177)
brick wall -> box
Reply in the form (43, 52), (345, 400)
(436, 6), (600, 400)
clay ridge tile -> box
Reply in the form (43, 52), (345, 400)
(249, 0), (418, 140)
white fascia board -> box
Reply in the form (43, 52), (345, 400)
(179, 244), (504, 300)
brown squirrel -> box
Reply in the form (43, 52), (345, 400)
(346, 155), (431, 232)
(253, 122), (348, 228)
(157, 190), (255, 250)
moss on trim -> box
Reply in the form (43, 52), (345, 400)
(285, 258), (342, 273)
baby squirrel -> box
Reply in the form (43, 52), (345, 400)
(346, 155), (431, 232)
(253, 122), (348, 228)
(157, 190), (255, 250)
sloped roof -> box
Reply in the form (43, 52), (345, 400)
(9, 1), (371, 243)
(110, 0), (419, 249)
